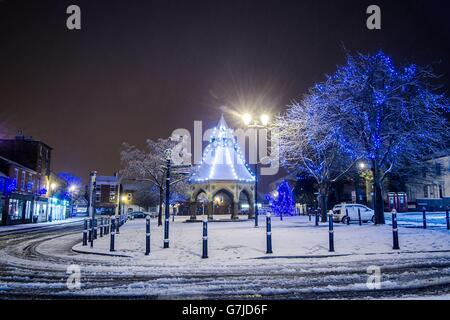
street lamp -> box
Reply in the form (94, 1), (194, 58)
(121, 195), (127, 217)
(242, 112), (270, 227)
(68, 184), (78, 218)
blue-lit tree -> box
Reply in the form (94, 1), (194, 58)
(267, 180), (295, 219)
(58, 172), (82, 188)
(274, 90), (359, 222)
(314, 51), (450, 224)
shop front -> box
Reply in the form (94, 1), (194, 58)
(47, 197), (69, 222)
(5, 194), (34, 225)
(33, 197), (48, 223)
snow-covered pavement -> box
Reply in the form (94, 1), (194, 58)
(0, 215), (449, 299)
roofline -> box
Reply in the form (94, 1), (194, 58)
(0, 138), (53, 150)
(0, 155), (38, 174)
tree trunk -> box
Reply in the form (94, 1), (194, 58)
(158, 188), (163, 226)
(318, 186), (328, 222)
(371, 161), (386, 225)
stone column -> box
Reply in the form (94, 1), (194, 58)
(207, 202), (214, 220)
(248, 200), (255, 219)
(231, 202), (239, 220)
(189, 202), (197, 220)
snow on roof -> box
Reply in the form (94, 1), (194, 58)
(96, 175), (119, 184)
(190, 115), (255, 183)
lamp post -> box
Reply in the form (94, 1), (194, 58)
(242, 113), (270, 228)
(68, 184), (78, 218)
(48, 182), (58, 222)
(121, 195), (127, 226)
(164, 149), (171, 249)
(88, 171), (97, 248)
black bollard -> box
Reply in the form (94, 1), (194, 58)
(446, 207), (450, 231)
(106, 218), (110, 235)
(266, 213), (273, 254)
(308, 210), (311, 222)
(315, 209), (319, 226)
(94, 218), (98, 239)
(358, 208), (362, 226)
(103, 217), (107, 235)
(392, 209), (400, 250)
(145, 215), (151, 255)
(110, 216), (116, 252)
(88, 218), (92, 243)
(202, 217), (208, 259)
(328, 210), (334, 252)
(116, 215), (120, 234)
(346, 208), (350, 225)
(99, 217), (103, 237)
(82, 218), (88, 246)
(422, 207), (427, 229)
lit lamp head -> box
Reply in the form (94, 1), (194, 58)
(242, 113), (252, 126)
(358, 162), (366, 170)
(68, 184), (77, 193)
(260, 114), (270, 126)
(121, 195), (127, 202)
(50, 183), (57, 191)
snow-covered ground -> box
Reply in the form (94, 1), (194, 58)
(386, 211), (449, 229)
(72, 215), (450, 264)
(0, 215), (449, 299)
(0, 217), (84, 234)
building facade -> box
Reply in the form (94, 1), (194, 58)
(0, 134), (70, 225)
(405, 154), (450, 210)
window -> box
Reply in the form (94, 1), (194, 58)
(14, 168), (19, 189)
(436, 163), (442, 176)
(422, 167), (427, 179)
(109, 185), (116, 201)
(8, 199), (23, 221)
(27, 173), (33, 192)
(423, 186), (428, 198)
(95, 192), (101, 203)
(21, 171), (26, 190)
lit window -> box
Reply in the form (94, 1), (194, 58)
(21, 171), (26, 190)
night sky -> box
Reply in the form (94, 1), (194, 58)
(1, 0), (449, 188)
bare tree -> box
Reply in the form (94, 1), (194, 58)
(274, 92), (358, 221)
(120, 138), (191, 226)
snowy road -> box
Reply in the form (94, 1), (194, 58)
(0, 217), (449, 299)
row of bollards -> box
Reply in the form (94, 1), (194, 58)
(82, 216), (121, 251)
(83, 207), (449, 259)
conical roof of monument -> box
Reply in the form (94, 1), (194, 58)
(190, 115), (255, 183)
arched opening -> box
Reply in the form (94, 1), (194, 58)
(212, 189), (234, 215)
(195, 190), (208, 215)
(238, 189), (251, 215)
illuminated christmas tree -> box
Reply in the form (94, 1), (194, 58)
(267, 180), (295, 219)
